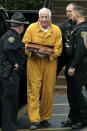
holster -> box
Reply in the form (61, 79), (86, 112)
(3, 61), (12, 78)
(0, 60), (12, 79)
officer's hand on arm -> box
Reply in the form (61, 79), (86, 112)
(68, 67), (75, 76)
(13, 63), (19, 70)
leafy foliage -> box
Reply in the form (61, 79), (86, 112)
(0, 0), (43, 10)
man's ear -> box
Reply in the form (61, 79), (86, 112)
(76, 13), (79, 18)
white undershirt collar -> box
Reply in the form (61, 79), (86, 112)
(39, 23), (49, 32)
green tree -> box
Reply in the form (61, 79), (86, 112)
(0, 0), (43, 10)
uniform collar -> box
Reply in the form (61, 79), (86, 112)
(77, 20), (86, 27)
(10, 27), (20, 36)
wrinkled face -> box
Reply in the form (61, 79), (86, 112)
(39, 10), (51, 29)
(66, 4), (74, 19)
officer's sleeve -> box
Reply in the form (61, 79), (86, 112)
(49, 26), (62, 61)
(70, 31), (87, 68)
(3, 38), (17, 66)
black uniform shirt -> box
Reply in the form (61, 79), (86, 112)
(70, 20), (87, 69)
(59, 19), (76, 58)
(1, 28), (26, 67)
(59, 19), (76, 43)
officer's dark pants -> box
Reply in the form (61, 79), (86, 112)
(74, 69), (87, 124)
(73, 84), (87, 124)
(0, 86), (2, 127)
(65, 66), (87, 124)
(2, 71), (20, 131)
(0, 81), (3, 128)
(65, 67), (80, 122)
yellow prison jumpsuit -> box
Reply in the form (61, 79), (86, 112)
(22, 21), (62, 123)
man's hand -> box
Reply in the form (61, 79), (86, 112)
(14, 63), (19, 70)
(36, 49), (46, 58)
(68, 67), (75, 76)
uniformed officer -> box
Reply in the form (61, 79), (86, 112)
(57, 3), (77, 76)
(1, 12), (29, 131)
(68, 6), (87, 129)
(0, 6), (9, 129)
(58, 3), (78, 127)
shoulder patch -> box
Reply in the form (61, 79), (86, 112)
(8, 37), (15, 43)
(81, 31), (87, 38)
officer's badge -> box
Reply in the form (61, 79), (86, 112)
(81, 31), (87, 38)
(81, 31), (87, 48)
(8, 37), (15, 43)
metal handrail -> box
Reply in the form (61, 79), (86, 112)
(43, 0), (47, 7)
(43, 0), (53, 10)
